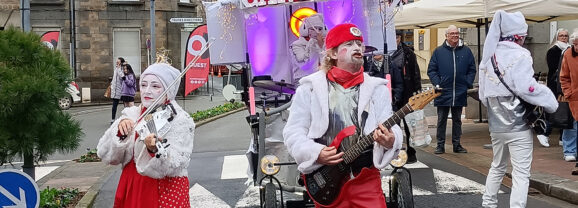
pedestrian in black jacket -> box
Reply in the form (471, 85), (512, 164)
(427, 25), (476, 154)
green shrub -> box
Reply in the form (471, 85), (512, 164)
(40, 187), (80, 208)
(191, 102), (245, 121)
(75, 148), (100, 163)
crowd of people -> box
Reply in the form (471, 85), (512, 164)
(110, 57), (137, 124)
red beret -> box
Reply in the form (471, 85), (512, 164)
(325, 23), (364, 50)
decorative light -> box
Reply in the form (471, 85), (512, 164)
(290, 7), (317, 38)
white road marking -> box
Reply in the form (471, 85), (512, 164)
(403, 161), (429, 169)
(234, 185), (260, 208)
(33, 166), (59, 181)
(221, 155), (249, 180)
(189, 183), (230, 208)
(433, 169), (487, 194)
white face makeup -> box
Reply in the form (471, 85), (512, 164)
(140, 74), (165, 108)
(332, 40), (364, 72)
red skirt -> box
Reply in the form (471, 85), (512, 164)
(314, 167), (387, 208)
(114, 159), (190, 208)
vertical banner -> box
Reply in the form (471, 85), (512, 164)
(41, 31), (60, 50)
(184, 25), (210, 96)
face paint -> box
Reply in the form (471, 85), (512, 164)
(335, 40), (364, 72)
(140, 74), (165, 108)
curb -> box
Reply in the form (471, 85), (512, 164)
(514, 172), (578, 205)
(75, 165), (117, 208)
(194, 107), (248, 128)
(70, 107), (247, 207)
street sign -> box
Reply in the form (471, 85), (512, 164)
(169, 18), (203, 23)
(184, 23), (196, 28)
(0, 170), (40, 208)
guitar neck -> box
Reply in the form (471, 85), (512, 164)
(342, 104), (414, 164)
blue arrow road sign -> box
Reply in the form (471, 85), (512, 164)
(0, 169), (39, 208)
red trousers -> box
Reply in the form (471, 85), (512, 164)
(315, 167), (387, 208)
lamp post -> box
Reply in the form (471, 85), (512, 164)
(150, 0), (156, 63)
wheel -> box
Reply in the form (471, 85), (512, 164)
(263, 182), (278, 208)
(58, 96), (72, 110)
(391, 169), (414, 208)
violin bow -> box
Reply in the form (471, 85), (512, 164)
(136, 38), (216, 123)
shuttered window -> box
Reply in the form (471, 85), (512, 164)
(113, 29), (141, 76)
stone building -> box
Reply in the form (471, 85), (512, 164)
(0, 0), (202, 102)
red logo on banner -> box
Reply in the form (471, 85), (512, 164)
(184, 25), (210, 96)
(41, 31), (60, 50)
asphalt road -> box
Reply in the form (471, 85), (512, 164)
(92, 110), (575, 208)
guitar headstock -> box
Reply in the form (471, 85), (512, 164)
(407, 88), (441, 111)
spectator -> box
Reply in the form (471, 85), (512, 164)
(120, 64), (136, 107)
(390, 30), (422, 163)
(110, 57), (125, 124)
(427, 25), (476, 154)
(478, 10), (557, 207)
(538, 28), (570, 147)
(559, 29), (578, 173)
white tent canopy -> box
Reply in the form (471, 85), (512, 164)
(395, 0), (578, 29)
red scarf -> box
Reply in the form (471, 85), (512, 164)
(327, 66), (364, 89)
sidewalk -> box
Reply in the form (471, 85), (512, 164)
(36, 94), (240, 207)
(421, 116), (578, 205)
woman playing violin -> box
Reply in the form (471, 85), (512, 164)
(97, 63), (195, 208)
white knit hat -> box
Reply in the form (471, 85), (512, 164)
(299, 13), (326, 37)
(481, 10), (528, 67)
(140, 63), (181, 100)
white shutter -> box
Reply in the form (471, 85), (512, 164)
(113, 29), (141, 76)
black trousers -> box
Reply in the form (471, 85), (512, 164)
(436, 106), (463, 148)
(111, 98), (120, 120)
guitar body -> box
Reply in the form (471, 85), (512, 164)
(303, 161), (351, 206)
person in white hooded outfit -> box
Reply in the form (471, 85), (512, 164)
(478, 11), (558, 208)
(283, 23), (402, 207)
(290, 13), (327, 84)
(97, 63), (195, 207)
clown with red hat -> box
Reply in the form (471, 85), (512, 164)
(284, 23), (403, 208)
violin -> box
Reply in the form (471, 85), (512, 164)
(135, 103), (177, 158)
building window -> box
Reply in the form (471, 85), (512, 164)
(113, 29), (141, 76)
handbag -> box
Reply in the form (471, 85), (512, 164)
(491, 55), (547, 134)
(549, 96), (574, 129)
(104, 84), (111, 98)
(404, 109), (432, 147)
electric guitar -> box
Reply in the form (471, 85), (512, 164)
(303, 88), (441, 206)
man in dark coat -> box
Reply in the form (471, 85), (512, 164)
(363, 31), (422, 163)
(427, 25), (476, 154)
(390, 30), (422, 163)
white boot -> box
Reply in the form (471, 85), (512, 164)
(536, 135), (550, 147)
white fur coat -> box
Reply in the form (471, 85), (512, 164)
(478, 41), (558, 113)
(283, 70), (403, 174)
(97, 103), (195, 179)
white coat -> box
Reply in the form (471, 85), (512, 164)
(97, 103), (195, 179)
(478, 41), (557, 113)
(291, 37), (323, 82)
(283, 70), (404, 174)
